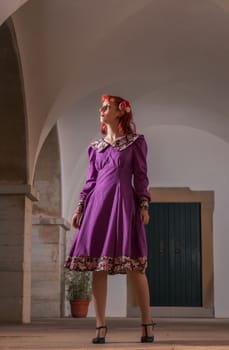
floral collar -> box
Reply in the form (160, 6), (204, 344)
(91, 134), (139, 152)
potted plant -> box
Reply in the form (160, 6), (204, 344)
(65, 270), (92, 317)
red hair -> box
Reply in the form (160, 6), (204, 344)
(100, 94), (136, 135)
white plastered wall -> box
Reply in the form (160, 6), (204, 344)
(144, 125), (229, 318)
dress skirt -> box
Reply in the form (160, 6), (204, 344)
(64, 134), (150, 275)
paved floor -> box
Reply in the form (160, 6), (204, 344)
(1, 318), (229, 350)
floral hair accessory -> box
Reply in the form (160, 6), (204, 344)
(118, 100), (131, 113)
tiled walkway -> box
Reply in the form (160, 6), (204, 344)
(1, 317), (229, 349)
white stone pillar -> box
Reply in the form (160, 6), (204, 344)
(0, 185), (38, 323)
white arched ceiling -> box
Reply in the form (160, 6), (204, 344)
(7, 0), (229, 181)
(0, 0), (28, 25)
(11, 0), (152, 178)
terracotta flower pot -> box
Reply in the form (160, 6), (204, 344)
(70, 300), (89, 318)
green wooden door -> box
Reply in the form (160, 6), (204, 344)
(145, 203), (202, 306)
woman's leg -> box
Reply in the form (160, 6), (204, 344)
(92, 271), (108, 336)
(127, 270), (153, 336)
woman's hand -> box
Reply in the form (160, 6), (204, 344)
(71, 212), (82, 229)
(139, 208), (150, 225)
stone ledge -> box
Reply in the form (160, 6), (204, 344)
(32, 216), (71, 230)
(0, 184), (39, 201)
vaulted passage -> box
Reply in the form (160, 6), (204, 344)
(0, 19), (35, 323)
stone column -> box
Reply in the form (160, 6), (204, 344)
(31, 217), (70, 318)
(0, 185), (38, 323)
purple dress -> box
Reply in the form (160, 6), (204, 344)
(65, 134), (150, 275)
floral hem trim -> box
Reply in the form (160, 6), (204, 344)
(64, 255), (147, 275)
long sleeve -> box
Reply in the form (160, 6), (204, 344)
(133, 135), (151, 202)
(79, 146), (98, 203)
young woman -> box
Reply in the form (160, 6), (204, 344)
(65, 95), (154, 344)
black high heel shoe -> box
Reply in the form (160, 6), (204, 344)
(92, 325), (108, 344)
(141, 323), (154, 343)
